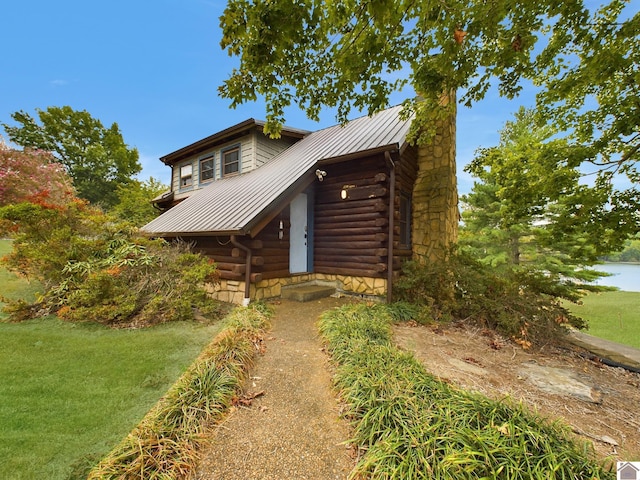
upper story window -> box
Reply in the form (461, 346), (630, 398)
(180, 164), (193, 188)
(222, 146), (240, 177)
(200, 155), (214, 183)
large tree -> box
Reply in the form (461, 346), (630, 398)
(218, 0), (638, 191)
(460, 108), (637, 299)
(2, 106), (141, 208)
(217, 0), (639, 269)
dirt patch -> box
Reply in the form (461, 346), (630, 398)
(393, 321), (640, 462)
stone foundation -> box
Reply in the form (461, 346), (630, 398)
(205, 274), (387, 305)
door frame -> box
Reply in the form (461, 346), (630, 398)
(289, 189), (313, 273)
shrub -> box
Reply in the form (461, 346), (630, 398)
(0, 199), (106, 287)
(0, 200), (226, 326)
(394, 250), (585, 346)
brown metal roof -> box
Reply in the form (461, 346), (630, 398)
(142, 105), (413, 237)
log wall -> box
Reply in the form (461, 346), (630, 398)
(314, 151), (417, 278)
(177, 147), (418, 289)
(178, 212), (290, 282)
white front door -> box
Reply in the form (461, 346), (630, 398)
(289, 193), (308, 273)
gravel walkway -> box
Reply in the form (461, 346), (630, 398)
(196, 297), (355, 479)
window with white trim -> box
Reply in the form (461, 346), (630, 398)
(222, 146), (240, 176)
(180, 164), (193, 187)
(200, 155), (214, 183)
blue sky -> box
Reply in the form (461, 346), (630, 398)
(1, 0), (534, 195)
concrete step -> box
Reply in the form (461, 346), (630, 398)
(281, 284), (335, 302)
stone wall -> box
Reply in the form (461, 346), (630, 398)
(205, 273), (387, 305)
(412, 94), (459, 263)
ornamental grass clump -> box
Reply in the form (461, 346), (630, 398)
(88, 304), (270, 479)
(318, 304), (613, 479)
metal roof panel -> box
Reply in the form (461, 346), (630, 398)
(142, 105), (413, 236)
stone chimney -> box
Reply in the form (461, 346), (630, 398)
(411, 92), (459, 263)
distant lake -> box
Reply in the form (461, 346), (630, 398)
(592, 263), (640, 292)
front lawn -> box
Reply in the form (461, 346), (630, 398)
(0, 317), (223, 480)
(0, 239), (223, 479)
(567, 291), (640, 349)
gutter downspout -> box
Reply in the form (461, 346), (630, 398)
(230, 235), (252, 306)
(385, 151), (396, 304)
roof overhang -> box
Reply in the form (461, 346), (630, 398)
(160, 119), (310, 165)
(317, 143), (402, 166)
(142, 104), (413, 239)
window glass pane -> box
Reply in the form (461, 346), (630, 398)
(223, 148), (239, 175)
(200, 157), (214, 181)
(180, 164), (192, 187)
(400, 193), (411, 246)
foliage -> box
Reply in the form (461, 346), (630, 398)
(88, 304), (271, 480)
(219, 0), (638, 168)
(219, 0), (569, 136)
(0, 199), (108, 287)
(603, 235), (640, 262)
(2, 106), (141, 208)
(0, 317), (223, 480)
(0, 240), (42, 318)
(318, 304), (611, 479)
(0, 141), (74, 207)
(0, 200), (224, 326)
(460, 108), (638, 297)
(535, 0), (640, 184)
(394, 251), (586, 347)
(110, 176), (168, 226)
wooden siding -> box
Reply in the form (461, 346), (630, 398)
(170, 134), (257, 196)
(313, 149), (418, 279)
(255, 134), (298, 168)
(171, 148), (417, 286)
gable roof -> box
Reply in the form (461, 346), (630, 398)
(142, 104), (414, 237)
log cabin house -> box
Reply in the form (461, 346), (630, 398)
(142, 104), (458, 304)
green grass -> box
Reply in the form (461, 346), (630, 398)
(89, 305), (271, 479)
(567, 291), (640, 349)
(319, 304), (612, 479)
(0, 240), (224, 479)
(0, 318), (223, 480)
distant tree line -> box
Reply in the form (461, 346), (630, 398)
(602, 236), (640, 263)
(1, 105), (167, 226)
